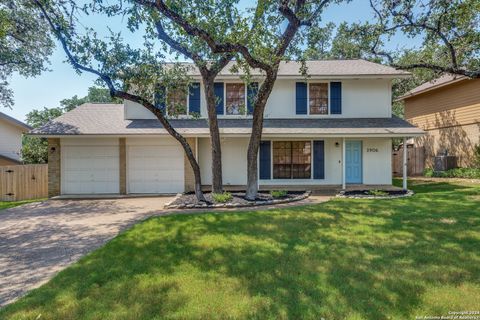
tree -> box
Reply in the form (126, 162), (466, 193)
(341, 0), (480, 78)
(61, 86), (120, 111)
(22, 107), (63, 164)
(0, 0), (54, 108)
(128, 0), (244, 194)
(33, 0), (214, 202)
(161, 0), (343, 199)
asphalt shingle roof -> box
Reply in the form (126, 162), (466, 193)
(397, 74), (468, 100)
(30, 104), (423, 136)
(0, 111), (32, 131)
(178, 60), (410, 77)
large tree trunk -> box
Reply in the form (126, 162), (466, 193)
(245, 70), (278, 200)
(203, 78), (223, 193)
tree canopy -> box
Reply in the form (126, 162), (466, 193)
(0, 0), (54, 108)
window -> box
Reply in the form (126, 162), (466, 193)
(167, 88), (187, 115)
(273, 141), (311, 179)
(226, 83), (246, 115)
(309, 83), (328, 115)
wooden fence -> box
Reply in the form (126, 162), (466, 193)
(392, 146), (425, 177)
(0, 164), (48, 201)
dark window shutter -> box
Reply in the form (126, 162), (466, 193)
(188, 82), (201, 114)
(296, 82), (308, 115)
(330, 82), (342, 114)
(259, 141), (271, 180)
(313, 140), (325, 179)
(214, 82), (224, 115)
(154, 84), (166, 114)
(247, 82), (259, 115)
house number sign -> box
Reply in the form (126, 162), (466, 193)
(367, 148), (379, 152)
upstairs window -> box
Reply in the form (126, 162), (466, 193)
(226, 83), (246, 115)
(167, 88), (187, 115)
(309, 83), (328, 115)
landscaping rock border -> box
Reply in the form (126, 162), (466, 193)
(336, 189), (414, 199)
(164, 191), (311, 209)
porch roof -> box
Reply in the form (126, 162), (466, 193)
(30, 103), (424, 137)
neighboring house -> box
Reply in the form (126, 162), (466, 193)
(0, 112), (31, 166)
(30, 60), (423, 197)
(398, 75), (480, 167)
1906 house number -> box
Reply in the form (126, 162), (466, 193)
(367, 148), (378, 152)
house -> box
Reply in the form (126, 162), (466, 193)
(398, 75), (480, 168)
(30, 60), (423, 197)
(0, 112), (31, 166)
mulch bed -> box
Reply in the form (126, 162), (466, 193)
(165, 191), (310, 209)
(337, 189), (414, 199)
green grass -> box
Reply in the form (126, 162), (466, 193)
(2, 181), (480, 319)
(0, 199), (44, 212)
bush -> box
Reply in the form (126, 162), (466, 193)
(423, 167), (480, 179)
(474, 144), (480, 168)
(270, 190), (287, 198)
(367, 189), (388, 196)
(212, 192), (233, 203)
(424, 168), (434, 177)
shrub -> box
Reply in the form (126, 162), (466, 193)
(423, 167), (480, 179)
(367, 189), (388, 196)
(270, 190), (287, 198)
(212, 192), (233, 203)
(424, 168), (434, 177)
(474, 144), (480, 168)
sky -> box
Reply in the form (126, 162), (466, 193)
(5, 0), (421, 122)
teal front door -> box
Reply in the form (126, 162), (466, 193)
(346, 141), (362, 184)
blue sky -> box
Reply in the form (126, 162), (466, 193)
(6, 0), (420, 122)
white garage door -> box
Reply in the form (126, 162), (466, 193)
(128, 140), (184, 194)
(62, 145), (120, 194)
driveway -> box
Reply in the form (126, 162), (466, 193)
(0, 197), (173, 307)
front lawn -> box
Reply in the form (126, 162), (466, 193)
(2, 181), (480, 319)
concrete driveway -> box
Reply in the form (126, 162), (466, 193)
(0, 197), (173, 307)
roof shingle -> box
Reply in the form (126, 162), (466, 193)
(30, 104), (423, 137)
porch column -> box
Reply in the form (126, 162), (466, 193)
(119, 138), (127, 194)
(403, 137), (408, 190)
(342, 138), (346, 190)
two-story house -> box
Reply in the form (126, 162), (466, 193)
(31, 60), (423, 197)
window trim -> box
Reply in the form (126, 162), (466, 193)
(271, 140), (313, 180)
(223, 82), (248, 116)
(307, 81), (330, 116)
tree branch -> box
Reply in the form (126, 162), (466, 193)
(134, 0), (272, 71)
(33, 0), (195, 147)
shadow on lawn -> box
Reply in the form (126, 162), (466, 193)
(2, 181), (480, 319)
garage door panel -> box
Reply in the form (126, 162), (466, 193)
(62, 145), (119, 194)
(127, 143), (184, 194)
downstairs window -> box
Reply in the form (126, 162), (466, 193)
(273, 141), (311, 179)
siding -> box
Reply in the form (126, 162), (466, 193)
(125, 78), (393, 119)
(0, 120), (24, 161)
(198, 137), (392, 186)
(404, 78), (480, 125)
(413, 123), (480, 168)
(404, 78), (480, 167)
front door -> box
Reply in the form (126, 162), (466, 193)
(346, 141), (362, 184)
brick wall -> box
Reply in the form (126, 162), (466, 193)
(184, 138), (196, 193)
(47, 138), (61, 197)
